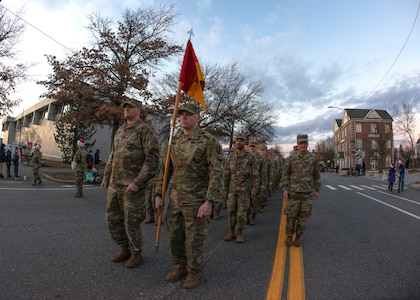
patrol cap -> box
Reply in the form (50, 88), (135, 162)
(179, 102), (201, 115)
(297, 134), (308, 143)
(249, 140), (257, 147)
(122, 98), (142, 108)
(235, 133), (247, 140)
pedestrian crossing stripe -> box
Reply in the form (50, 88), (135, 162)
(325, 185), (337, 190)
(349, 185), (365, 190)
(338, 185), (352, 190)
(324, 184), (401, 191)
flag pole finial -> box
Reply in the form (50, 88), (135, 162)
(187, 28), (194, 40)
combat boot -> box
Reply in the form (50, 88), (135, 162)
(165, 265), (187, 282)
(182, 271), (201, 289)
(125, 251), (142, 268)
(286, 235), (293, 247)
(236, 229), (244, 243)
(250, 214), (256, 225)
(294, 235), (301, 247)
(213, 211), (220, 220)
(75, 192), (83, 198)
(111, 245), (131, 262)
(223, 227), (235, 241)
(144, 215), (155, 224)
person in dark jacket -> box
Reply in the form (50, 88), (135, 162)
(387, 163), (396, 192)
(0, 143), (5, 178)
(94, 149), (101, 172)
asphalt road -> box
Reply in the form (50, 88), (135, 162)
(1, 164), (419, 299)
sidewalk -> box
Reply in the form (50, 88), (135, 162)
(0, 161), (75, 184)
(333, 168), (420, 189)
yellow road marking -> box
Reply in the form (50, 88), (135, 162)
(265, 197), (288, 300)
(288, 243), (305, 300)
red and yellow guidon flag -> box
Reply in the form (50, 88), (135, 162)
(179, 40), (206, 110)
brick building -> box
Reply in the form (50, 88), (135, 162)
(333, 109), (393, 172)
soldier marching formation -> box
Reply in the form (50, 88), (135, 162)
(1, 100), (321, 290)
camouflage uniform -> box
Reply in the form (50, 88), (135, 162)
(249, 147), (266, 220)
(144, 174), (158, 223)
(224, 150), (258, 231)
(103, 119), (160, 253)
(155, 127), (224, 273)
(258, 148), (272, 212)
(280, 141), (321, 238)
(31, 148), (42, 185)
(74, 147), (87, 195)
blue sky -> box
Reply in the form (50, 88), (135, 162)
(3, 0), (420, 152)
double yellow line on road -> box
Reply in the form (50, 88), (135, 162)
(265, 197), (306, 300)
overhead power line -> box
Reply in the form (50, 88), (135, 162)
(366, 0), (420, 100)
(0, 3), (73, 53)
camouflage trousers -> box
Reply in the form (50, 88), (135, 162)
(259, 186), (269, 209)
(145, 185), (156, 217)
(284, 192), (313, 236)
(227, 193), (250, 230)
(32, 166), (41, 184)
(166, 201), (209, 273)
(249, 193), (260, 216)
(106, 185), (146, 252)
(75, 171), (84, 193)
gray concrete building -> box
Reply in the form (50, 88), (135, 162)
(1, 98), (113, 162)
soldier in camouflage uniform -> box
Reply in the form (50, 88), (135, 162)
(247, 140), (266, 225)
(74, 139), (87, 198)
(257, 145), (272, 213)
(223, 133), (258, 243)
(155, 102), (224, 289)
(280, 134), (321, 247)
(31, 144), (42, 186)
(101, 98), (160, 269)
(144, 174), (158, 224)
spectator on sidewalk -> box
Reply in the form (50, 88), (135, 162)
(0, 143), (5, 178)
(5, 147), (12, 177)
(86, 150), (94, 172)
(387, 163), (396, 192)
(397, 160), (405, 193)
(12, 147), (20, 179)
(94, 149), (101, 173)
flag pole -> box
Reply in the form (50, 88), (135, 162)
(155, 81), (182, 254)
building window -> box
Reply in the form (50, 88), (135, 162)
(371, 140), (377, 149)
(385, 124), (390, 133)
(356, 139), (363, 149)
(371, 123), (377, 133)
(386, 140), (391, 148)
(355, 123), (362, 133)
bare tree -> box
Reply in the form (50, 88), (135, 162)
(39, 5), (182, 142)
(315, 136), (335, 168)
(0, 5), (30, 117)
(393, 101), (417, 167)
(151, 62), (278, 147)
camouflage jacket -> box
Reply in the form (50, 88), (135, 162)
(32, 150), (42, 168)
(74, 148), (87, 173)
(224, 150), (258, 195)
(156, 127), (224, 206)
(103, 120), (160, 189)
(280, 150), (321, 193)
(252, 151), (266, 190)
